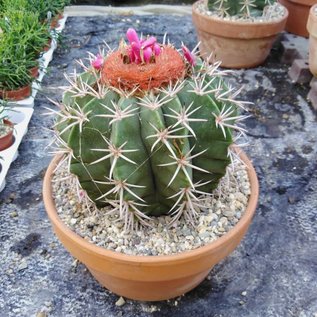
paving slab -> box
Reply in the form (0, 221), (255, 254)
(65, 4), (192, 16)
(0, 14), (317, 317)
(288, 59), (313, 84)
(280, 32), (309, 65)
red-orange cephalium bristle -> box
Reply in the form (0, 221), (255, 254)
(101, 46), (186, 92)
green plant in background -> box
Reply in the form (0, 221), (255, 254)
(28, 0), (71, 21)
(0, 61), (32, 91)
(0, 32), (33, 90)
(50, 29), (249, 230)
(207, 0), (277, 18)
(0, 0), (70, 20)
(0, 10), (51, 91)
(0, 45), (33, 91)
(0, 0), (28, 13)
(0, 9), (51, 59)
(0, 0), (68, 96)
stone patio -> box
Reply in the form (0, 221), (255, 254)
(0, 12), (317, 317)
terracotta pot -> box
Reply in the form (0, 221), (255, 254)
(192, 0), (288, 68)
(43, 150), (259, 301)
(279, 0), (315, 37)
(0, 119), (14, 151)
(307, 4), (317, 76)
(43, 39), (52, 52)
(0, 85), (31, 101)
(50, 13), (63, 29)
(29, 66), (39, 79)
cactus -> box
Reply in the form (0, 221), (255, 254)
(50, 29), (249, 230)
(207, 0), (277, 18)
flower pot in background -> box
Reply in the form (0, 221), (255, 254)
(192, 1), (288, 69)
(29, 66), (39, 79)
(0, 119), (14, 151)
(279, 0), (316, 37)
(43, 39), (52, 52)
(50, 13), (63, 29)
(307, 4), (317, 76)
(0, 85), (31, 101)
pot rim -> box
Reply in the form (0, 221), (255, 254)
(286, 0), (316, 6)
(43, 149), (259, 265)
(0, 84), (31, 93)
(307, 4), (317, 35)
(192, 0), (289, 27)
(309, 4), (317, 20)
(2, 118), (14, 127)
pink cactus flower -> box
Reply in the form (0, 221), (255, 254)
(126, 28), (140, 44)
(153, 43), (161, 56)
(182, 45), (196, 66)
(125, 28), (162, 64)
(142, 47), (153, 63)
(134, 53), (142, 65)
(91, 54), (104, 70)
(131, 42), (142, 64)
(141, 36), (157, 49)
(131, 41), (141, 54)
(128, 47), (135, 62)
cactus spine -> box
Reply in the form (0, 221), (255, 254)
(51, 29), (249, 230)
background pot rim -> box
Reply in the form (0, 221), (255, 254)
(0, 85), (31, 95)
(43, 148), (259, 265)
(307, 4), (317, 35)
(192, 0), (289, 28)
(286, 0), (316, 6)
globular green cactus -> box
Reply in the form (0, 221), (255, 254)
(51, 29), (248, 230)
(207, 0), (276, 18)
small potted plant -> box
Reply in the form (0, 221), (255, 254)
(0, 4), (51, 56)
(307, 4), (317, 76)
(0, 104), (14, 151)
(27, 0), (70, 28)
(48, 0), (70, 28)
(43, 28), (259, 301)
(192, 0), (288, 68)
(279, 0), (315, 37)
(0, 54), (33, 101)
(0, 8), (51, 100)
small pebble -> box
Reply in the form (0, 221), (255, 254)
(115, 297), (126, 307)
(241, 291), (247, 296)
(70, 218), (77, 225)
(18, 261), (28, 271)
(10, 211), (18, 218)
(6, 269), (13, 275)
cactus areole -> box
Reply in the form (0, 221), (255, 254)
(54, 28), (248, 231)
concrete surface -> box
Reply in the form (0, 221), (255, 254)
(65, 5), (192, 16)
